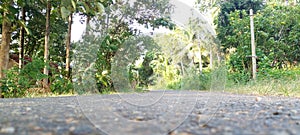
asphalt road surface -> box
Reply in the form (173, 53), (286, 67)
(1, 90), (300, 135)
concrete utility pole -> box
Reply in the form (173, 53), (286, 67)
(250, 9), (257, 80)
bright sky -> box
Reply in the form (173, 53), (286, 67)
(70, 0), (197, 42)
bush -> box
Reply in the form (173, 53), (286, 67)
(0, 58), (75, 97)
(50, 75), (73, 94)
(218, 4), (300, 84)
(258, 68), (300, 80)
(0, 58), (47, 98)
(0, 67), (25, 98)
(227, 71), (251, 85)
(181, 68), (211, 90)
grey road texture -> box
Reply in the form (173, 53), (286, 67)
(1, 91), (300, 135)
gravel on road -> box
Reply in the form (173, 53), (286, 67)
(0, 91), (300, 135)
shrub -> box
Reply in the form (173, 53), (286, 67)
(50, 74), (73, 94)
(0, 58), (47, 98)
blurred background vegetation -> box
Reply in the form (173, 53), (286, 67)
(1, 0), (300, 98)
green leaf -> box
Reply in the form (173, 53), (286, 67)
(71, 0), (76, 9)
(61, 7), (71, 19)
(96, 2), (105, 13)
(83, 2), (91, 14)
(19, 21), (32, 35)
(8, 6), (18, 15)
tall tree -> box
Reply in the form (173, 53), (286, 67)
(60, 0), (76, 78)
(65, 14), (72, 78)
(61, 0), (106, 78)
(19, 6), (26, 69)
(43, 0), (51, 88)
(0, 0), (14, 97)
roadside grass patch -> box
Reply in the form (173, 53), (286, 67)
(226, 76), (300, 97)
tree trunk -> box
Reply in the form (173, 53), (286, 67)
(19, 7), (26, 70)
(197, 34), (203, 74)
(0, 1), (13, 97)
(66, 14), (73, 78)
(43, 1), (51, 88)
(85, 15), (91, 35)
(209, 43), (213, 69)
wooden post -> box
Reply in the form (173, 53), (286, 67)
(250, 9), (257, 80)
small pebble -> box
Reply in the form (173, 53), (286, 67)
(69, 126), (76, 131)
(0, 127), (15, 134)
(210, 128), (217, 133)
(255, 97), (262, 102)
(66, 118), (77, 124)
(290, 110), (298, 114)
(135, 116), (145, 121)
(253, 104), (260, 108)
(26, 107), (32, 112)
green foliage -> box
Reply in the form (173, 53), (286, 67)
(137, 52), (156, 87)
(227, 70), (251, 84)
(181, 68), (211, 90)
(0, 67), (25, 98)
(258, 67), (300, 80)
(19, 58), (48, 85)
(227, 67), (300, 97)
(151, 26), (216, 90)
(218, 2), (300, 83)
(71, 0), (174, 93)
(150, 54), (181, 90)
(128, 51), (157, 89)
(216, 0), (264, 28)
(111, 35), (160, 92)
(50, 75), (73, 94)
(0, 58), (76, 97)
(95, 26), (133, 93)
(0, 58), (47, 98)
(72, 34), (100, 94)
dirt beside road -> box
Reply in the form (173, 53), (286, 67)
(0, 91), (300, 135)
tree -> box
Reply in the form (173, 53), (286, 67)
(0, 0), (14, 97)
(72, 0), (174, 93)
(65, 13), (72, 78)
(218, 4), (300, 82)
(60, 0), (107, 78)
(60, 0), (76, 78)
(19, 5), (26, 69)
(43, 0), (51, 88)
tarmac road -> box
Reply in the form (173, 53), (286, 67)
(1, 90), (300, 135)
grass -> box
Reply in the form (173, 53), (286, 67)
(226, 78), (300, 97)
(4, 66), (300, 98)
(23, 88), (76, 98)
